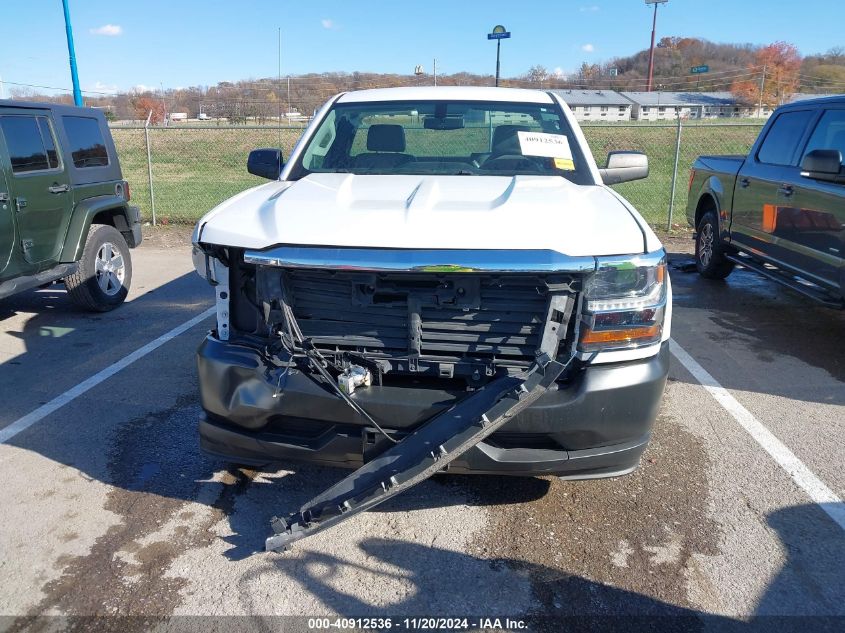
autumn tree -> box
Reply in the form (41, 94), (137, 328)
(525, 65), (549, 86)
(732, 42), (801, 107)
(131, 96), (166, 124)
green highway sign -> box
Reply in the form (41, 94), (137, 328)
(690, 65), (710, 74)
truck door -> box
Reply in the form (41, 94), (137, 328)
(0, 160), (13, 276)
(790, 107), (845, 291)
(731, 108), (815, 272)
(0, 110), (72, 266)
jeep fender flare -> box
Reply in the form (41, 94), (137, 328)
(60, 195), (132, 263)
(693, 176), (730, 243)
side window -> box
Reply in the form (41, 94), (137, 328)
(0, 115), (50, 173)
(757, 110), (814, 166)
(802, 109), (845, 165)
(37, 118), (60, 169)
(62, 116), (109, 167)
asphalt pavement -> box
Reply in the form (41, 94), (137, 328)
(0, 230), (842, 631)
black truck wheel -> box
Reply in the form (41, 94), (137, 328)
(696, 211), (735, 280)
(65, 223), (133, 312)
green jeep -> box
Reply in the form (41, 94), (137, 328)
(0, 100), (141, 311)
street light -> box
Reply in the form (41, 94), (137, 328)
(645, 0), (668, 93)
(487, 25), (511, 87)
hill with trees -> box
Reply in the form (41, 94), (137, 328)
(7, 38), (845, 122)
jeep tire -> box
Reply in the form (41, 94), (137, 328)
(65, 223), (133, 312)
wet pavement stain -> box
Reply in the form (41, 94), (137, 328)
(8, 396), (256, 632)
(466, 415), (720, 630)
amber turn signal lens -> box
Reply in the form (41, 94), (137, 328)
(580, 323), (661, 346)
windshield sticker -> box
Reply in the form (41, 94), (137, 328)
(553, 157), (575, 171)
(518, 131), (573, 160)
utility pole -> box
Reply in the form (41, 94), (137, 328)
(433, 59), (437, 87)
(61, 0), (83, 106)
(645, 0), (668, 93)
(287, 76), (291, 115)
(278, 28), (282, 143)
(758, 65), (767, 118)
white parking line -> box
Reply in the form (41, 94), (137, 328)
(670, 339), (845, 531)
(0, 306), (216, 445)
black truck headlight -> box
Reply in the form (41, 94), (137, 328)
(579, 252), (667, 352)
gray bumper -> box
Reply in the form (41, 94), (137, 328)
(196, 337), (669, 477)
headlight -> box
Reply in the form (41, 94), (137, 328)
(579, 251), (667, 352)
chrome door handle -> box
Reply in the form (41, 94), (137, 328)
(14, 197), (27, 209)
(48, 184), (69, 194)
(0, 192), (8, 203)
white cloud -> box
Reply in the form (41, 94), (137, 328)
(553, 67), (566, 78)
(321, 18), (337, 30)
(581, 43), (595, 53)
(130, 84), (155, 93)
(579, 5), (600, 12)
(90, 24), (123, 36)
(87, 81), (118, 94)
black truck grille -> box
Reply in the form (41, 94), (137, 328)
(286, 270), (568, 366)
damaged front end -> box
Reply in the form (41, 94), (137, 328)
(192, 244), (668, 550)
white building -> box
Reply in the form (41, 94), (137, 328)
(551, 90), (632, 122)
(621, 92), (767, 120)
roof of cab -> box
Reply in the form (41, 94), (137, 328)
(336, 86), (555, 104)
(779, 94), (845, 109)
(0, 99), (108, 119)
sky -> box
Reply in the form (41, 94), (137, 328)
(1, 0), (843, 97)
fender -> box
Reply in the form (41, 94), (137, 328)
(693, 176), (731, 243)
(60, 195), (131, 263)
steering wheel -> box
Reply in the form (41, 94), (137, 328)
(479, 154), (543, 171)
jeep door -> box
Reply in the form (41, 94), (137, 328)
(0, 160), (13, 277)
(0, 110), (72, 266)
(791, 107), (845, 292)
(730, 108), (816, 274)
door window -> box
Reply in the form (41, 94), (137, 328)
(802, 109), (845, 165)
(0, 115), (56, 173)
(757, 110), (814, 166)
(62, 116), (109, 167)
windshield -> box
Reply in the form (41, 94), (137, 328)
(292, 99), (593, 183)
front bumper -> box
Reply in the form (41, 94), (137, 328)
(197, 336), (669, 478)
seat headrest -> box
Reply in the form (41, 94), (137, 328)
(491, 125), (530, 155)
(367, 124), (406, 152)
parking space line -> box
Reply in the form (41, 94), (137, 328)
(0, 306), (216, 445)
(669, 339), (845, 531)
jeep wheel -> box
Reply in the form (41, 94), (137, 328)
(695, 211), (735, 280)
(65, 224), (133, 312)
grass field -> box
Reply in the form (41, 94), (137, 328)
(111, 122), (763, 227)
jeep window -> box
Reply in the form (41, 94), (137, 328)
(802, 109), (845, 165)
(37, 118), (60, 169)
(0, 115), (56, 173)
(293, 100), (593, 184)
(62, 116), (109, 168)
(757, 110), (814, 166)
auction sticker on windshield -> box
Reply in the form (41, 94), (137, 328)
(517, 131), (574, 169)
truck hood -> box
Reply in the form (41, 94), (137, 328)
(197, 173), (648, 256)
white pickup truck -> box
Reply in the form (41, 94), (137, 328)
(191, 87), (672, 548)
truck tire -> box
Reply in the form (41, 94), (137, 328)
(65, 223), (133, 312)
(695, 211), (735, 280)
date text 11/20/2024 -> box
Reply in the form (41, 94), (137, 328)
(306, 617), (528, 630)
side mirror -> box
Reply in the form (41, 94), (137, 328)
(247, 148), (283, 180)
(801, 149), (844, 183)
(599, 151), (649, 185)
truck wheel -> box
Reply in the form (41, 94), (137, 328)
(65, 224), (133, 312)
(695, 212), (735, 280)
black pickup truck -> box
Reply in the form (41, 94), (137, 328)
(687, 95), (845, 307)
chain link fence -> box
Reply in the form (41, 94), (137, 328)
(111, 122), (764, 229)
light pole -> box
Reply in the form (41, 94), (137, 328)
(645, 0), (668, 93)
(487, 25), (511, 87)
(61, 0), (83, 106)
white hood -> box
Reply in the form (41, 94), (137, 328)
(197, 173), (649, 257)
